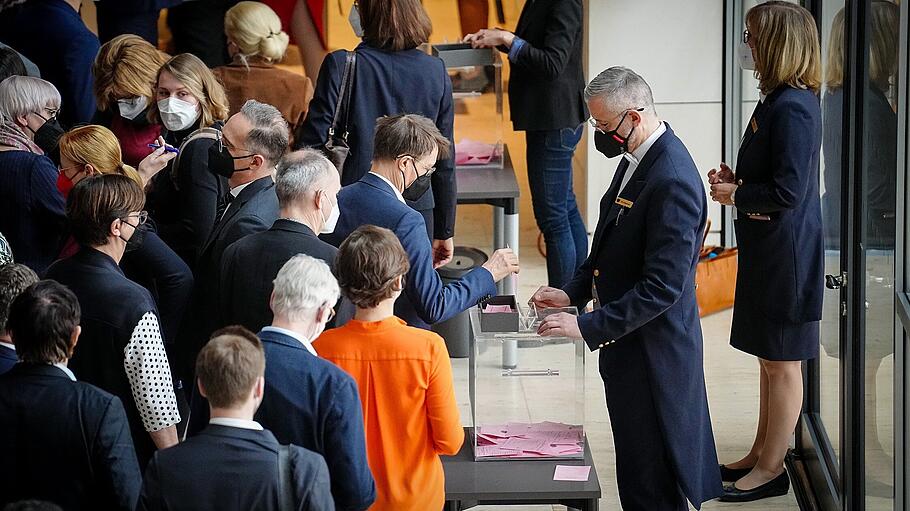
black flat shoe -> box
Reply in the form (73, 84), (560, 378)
(718, 471), (790, 502)
(719, 464), (753, 482)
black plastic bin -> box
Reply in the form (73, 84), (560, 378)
(432, 246), (488, 358)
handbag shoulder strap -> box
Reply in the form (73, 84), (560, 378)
(330, 51), (357, 141)
(169, 126), (222, 188)
(277, 444), (294, 511)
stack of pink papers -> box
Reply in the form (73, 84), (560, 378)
(455, 139), (502, 166)
(482, 304), (513, 314)
(475, 422), (584, 459)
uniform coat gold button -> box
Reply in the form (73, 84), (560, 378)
(593, 269), (600, 277)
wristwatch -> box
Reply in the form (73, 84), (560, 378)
(730, 187), (737, 206)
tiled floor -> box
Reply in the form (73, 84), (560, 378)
(446, 244), (799, 511)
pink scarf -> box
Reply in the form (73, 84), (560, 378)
(0, 121), (42, 154)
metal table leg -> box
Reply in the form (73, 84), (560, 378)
(493, 206), (505, 295)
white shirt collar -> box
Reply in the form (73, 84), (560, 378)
(230, 180), (254, 199)
(261, 326), (317, 356)
(209, 417), (264, 431)
(617, 122), (666, 195)
(624, 121), (666, 167)
(53, 363), (77, 381)
(369, 172), (406, 203)
(0, 341), (14, 352)
(759, 92), (767, 103)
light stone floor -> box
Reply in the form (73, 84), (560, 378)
(447, 243), (799, 511)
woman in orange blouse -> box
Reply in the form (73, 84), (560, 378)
(315, 225), (464, 511)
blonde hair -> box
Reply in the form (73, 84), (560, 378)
(93, 35), (170, 112)
(826, 3), (898, 91)
(148, 53), (230, 128)
(746, 1), (821, 95)
(869, 1), (899, 91)
(58, 125), (142, 185)
(825, 8), (846, 89)
(225, 1), (290, 64)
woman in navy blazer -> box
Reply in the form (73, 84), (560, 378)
(296, 0), (457, 268)
(708, 2), (823, 502)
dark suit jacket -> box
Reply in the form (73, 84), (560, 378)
(0, 0), (100, 127)
(257, 329), (375, 510)
(219, 219), (338, 332)
(0, 150), (68, 275)
(0, 363), (141, 510)
(199, 175), (280, 268)
(563, 126), (722, 507)
(184, 330), (374, 510)
(297, 43), (457, 240)
(179, 175), (279, 376)
(507, 0), (587, 131)
(138, 424), (334, 511)
(323, 173), (495, 329)
(733, 86), (824, 325)
(0, 344), (16, 375)
(46, 247), (164, 466)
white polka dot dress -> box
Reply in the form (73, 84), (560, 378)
(123, 312), (180, 432)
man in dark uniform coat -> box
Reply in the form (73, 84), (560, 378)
(532, 66), (723, 510)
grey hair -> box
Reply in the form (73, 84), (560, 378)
(239, 99), (289, 164)
(275, 149), (338, 207)
(0, 75), (61, 124)
(271, 254), (340, 322)
(584, 66), (655, 113)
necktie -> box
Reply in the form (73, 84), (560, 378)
(215, 191), (234, 222)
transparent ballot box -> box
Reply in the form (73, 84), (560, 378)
(431, 43), (504, 169)
(468, 304), (585, 461)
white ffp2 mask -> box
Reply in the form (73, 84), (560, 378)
(738, 41), (756, 71)
(157, 97), (201, 132)
(117, 96), (148, 120)
(321, 198), (340, 234)
(349, 5), (364, 38)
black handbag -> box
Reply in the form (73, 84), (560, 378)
(324, 51), (356, 172)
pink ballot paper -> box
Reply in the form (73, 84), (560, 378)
(553, 465), (592, 482)
(475, 422), (584, 459)
(482, 304), (513, 313)
(455, 139), (501, 166)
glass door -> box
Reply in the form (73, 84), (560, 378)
(861, 3), (900, 509)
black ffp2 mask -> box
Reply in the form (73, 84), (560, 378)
(401, 162), (432, 202)
(207, 142), (251, 178)
(33, 116), (64, 165)
(593, 112), (633, 159)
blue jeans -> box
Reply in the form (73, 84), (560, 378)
(526, 126), (588, 288)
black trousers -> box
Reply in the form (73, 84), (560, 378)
(601, 349), (689, 511)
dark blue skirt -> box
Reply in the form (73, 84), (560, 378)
(730, 307), (819, 361)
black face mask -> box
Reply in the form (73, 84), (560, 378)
(119, 222), (146, 253)
(31, 115), (64, 166)
(593, 112), (633, 159)
(207, 142), (251, 178)
(401, 161), (432, 202)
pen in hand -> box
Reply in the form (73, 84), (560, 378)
(147, 143), (180, 154)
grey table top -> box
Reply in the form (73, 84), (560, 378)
(442, 427), (602, 501)
(455, 145), (520, 202)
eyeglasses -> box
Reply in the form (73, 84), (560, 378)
(587, 107), (645, 133)
(216, 132), (254, 159)
(742, 29), (752, 44)
(399, 154), (436, 177)
(33, 109), (58, 123)
(120, 211), (149, 227)
(58, 165), (85, 180)
(324, 305), (336, 324)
